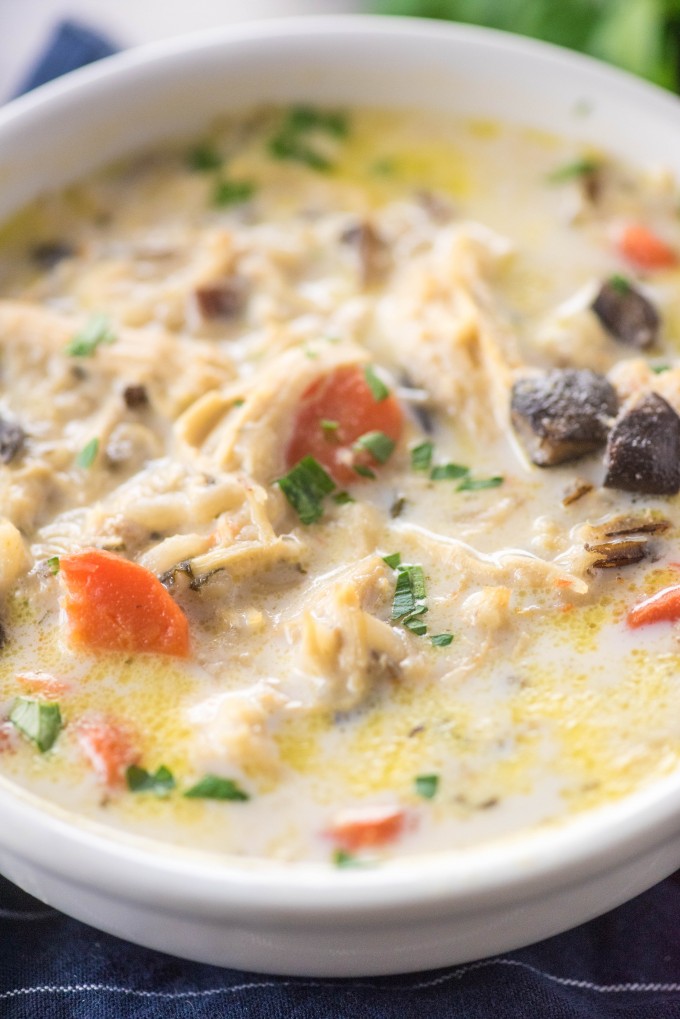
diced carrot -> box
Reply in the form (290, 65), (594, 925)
(617, 224), (677, 271)
(60, 549), (190, 656)
(285, 364), (403, 485)
(627, 584), (680, 629)
(76, 716), (138, 787)
(16, 671), (71, 697)
(326, 805), (408, 851)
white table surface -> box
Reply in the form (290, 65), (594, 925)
(1, 0), (360, 101)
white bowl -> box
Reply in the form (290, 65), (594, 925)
(2, 16), (680, 977)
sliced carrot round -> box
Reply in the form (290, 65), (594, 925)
(285, 364), (403, 485)
(60, 549), (190, 656)
(617, 224), (677, 271)
(326, 805), (408, 851)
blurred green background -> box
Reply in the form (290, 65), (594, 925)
(373, 0), (680, 89)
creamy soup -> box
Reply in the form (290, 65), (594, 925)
(1, 106), (680, 863)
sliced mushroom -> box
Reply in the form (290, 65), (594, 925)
(562, 478), (593, 506)
(601, 512), (670, 537)
(591, 278), (659, 349)
(585, 538), (648, 569)
(194, 276), (248, 320)
(511, 369), (618, 466)
(604, 392), (680, 494)
(340, 221), (389, 286)
(583, 512), (670, 569)
(0, 416), (26, 465)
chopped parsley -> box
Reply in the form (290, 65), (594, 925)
(268, 106), (348, 172)
(430, 463), (469, 481)
(126, 764), (176, 796)
(456, 475), (504, 492)
(46, 556), (60, 575)
(546, 157), (600, 183)
(10, 698), (62, 752)
(187, 143), (222, 171)
(363, 364), (390, 402)
(332, 491), (354, 505)
(332, 848), (366, 868)
(403, 613), (428, 636)
(184, 774), (249, 801)
(66, 313), (116, 357)
(391, 564), (426, 621)
(382, 552), (402, 569)
(353, 464), (376, 479)
(353, 430), (395, 464)
(609, 273), (632, 295)
(651, 363), (671, 374)
(212, 178), (257, 207)
(414, 774), (439, 800)
(321, 419), (340, 437)
(276, 455), (336, 524)
(75, 437), (99, 470)
(431, 632), (454, 647)
(411, 441), (434, 471)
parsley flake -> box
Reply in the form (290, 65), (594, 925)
(609, 273), (632, 295)
(46, 556), (60, 575)
(353, 464), (376, 479)
(430, 463), (469, 481)
(277, 456), (336, 525)
(353, 430), (395, 464)
(66, 314), (116, 357)
(457, 476), (504, 492)
(547, 157), (600, 184)
(414, 774), (439, 799)
(212, 178), (257, 207)
(363, 364), (390, 402)
(321, 419), (339, 437)
(431, 633), (454, 647)
(382, 552), (402, 569)
(411, 441), (434, 471)
(187, 143), (222, 171)
(10, 698), (62, 752)
(651, 363), (671, 374)
(184, 774), (249, 801)
(332, 491), (354, 505)
(75, 437), (99, 470)
(126, 764), (176, 796)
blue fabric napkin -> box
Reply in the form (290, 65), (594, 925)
(2, 19), (680, 1018)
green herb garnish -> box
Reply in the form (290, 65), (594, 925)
(363, 364), (390, 402)
(46, 556), (60, 575)
(547, 157), (600, 183)
(415, 774), (439, 799)
(126, 764), (176, 796)
(285, 106), (349, 138)
(609, 273), (632, 295)
(353, 430), (396, 464)
(391, 564), (426, 620)
(277, 455), (336, 524)
(267, 106), (348, 172)
(457, 475), (504, 491)
(411, 441), (434, 471)
(652, 363), (671, 374)
(403, 614), (428, 636)
(431, 632), (454, 647)
(332, 491), (354, 505)
(184, 774), (249, 801)
(430, 463), (469, 481)
(321, 419), (339, 436)
(10, 698), (62, 752)
(332, 848), (367, 868)
(212, 178), (257, 207)
(353, 464), (377, 479)
(382, 552), (402, 569)
(75, 437), (99, 469)
(187, 143), (222, 171)
(66, 313), (116, 357)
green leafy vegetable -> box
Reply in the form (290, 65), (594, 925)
(75, 437), (99, 470)
(372, 0), (680, 90)
(184, 774), (249, 801)
(268, 106), (348, 171)
(66, 313), (116, 357)
(46, 556), (60, 575)
(382, 552), (402, 569)
(431, 632), (454, 647)
(391, 564), (427, 620)
(609, 273), (632, 294)
(363, 364), (390, 402)
(456, 475), (504, 492)
(547, 157), (601, 183)
(353, 464), (377, 479)
(411, 441), (434, 471)
(651, 363), (671, 374)
(10, 698), (62, 752)
(321, 419), (340, 436)
(187, 143), (222, 171)
(353, 430), (396, 464)
(277, 455), (336, 524)
(212, 179), (257, 206)
(430, 463), (469, 481)
(332, 491), (354, 505)
(126, 764), (176, 796)
(403, 613), (428, 635)
(415, 773), (440, 799)
(332, 848), (369, 868)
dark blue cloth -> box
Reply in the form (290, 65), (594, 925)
(2, 19), (680, 1018)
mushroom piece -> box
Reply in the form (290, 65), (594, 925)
(604, 392), (680, 494)
(591, 278), (659, 349)
(511, 369), (618, 466)
(584, 512), (670, 569)
(340, 220), (389, 286)
(194, 276), (249, 321)
(0, 415), (26, 465)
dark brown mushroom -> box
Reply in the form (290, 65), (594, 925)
(585, 538), (648, 569)
(591, 278), (659, 349)
(0, 416), (25, 465)
(604, 392), (680, 494)
(511, 369), (618, 466)
(340, 221), (389, 286)
(122, 384), (149, 410)
(194, 276), (248, 320)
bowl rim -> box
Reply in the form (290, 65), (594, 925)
(2, 13), (680, 921)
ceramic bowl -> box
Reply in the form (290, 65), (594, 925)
(2, 16), (680, 976)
